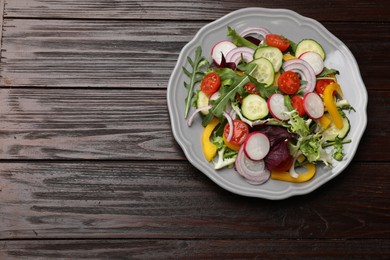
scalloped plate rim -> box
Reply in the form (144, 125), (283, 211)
(167, 7), (368, 200)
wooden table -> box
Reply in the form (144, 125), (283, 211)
(0, 1), (388, 258)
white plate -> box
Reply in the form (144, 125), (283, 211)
(167, 7), (367, 199)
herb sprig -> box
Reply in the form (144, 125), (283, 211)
(182, 46), (209, 118)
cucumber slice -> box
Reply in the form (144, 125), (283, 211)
(249, 58), (275, 87)
(322, 114), (350, 141)
(241, 94), (269, 120)
(196, 90), (210, 115)
(295, 39), (326, 60)
(254, 46), (283, 72)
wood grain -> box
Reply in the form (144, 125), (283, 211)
(0, 0), (4, 53)
(0, 88), (388, 161)
(1, 19), (389, 89)
(1, 239), (389, 259)
(0, 0), (388, 257)
(4, 0), (389, 22)
(0, 88), (180, 160)
(0, 161), (388, 240)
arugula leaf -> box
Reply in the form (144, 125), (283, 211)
(227, 26), (257, 49)
(182, 46), (209, 118)
(202, 64), (257, 126)
(288, 39), (298, 53)
(319, 68), (339, 77)
(248, 75), (278, 99)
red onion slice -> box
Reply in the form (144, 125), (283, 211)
(223, 111), (234, 142)
(235, 146), (270, 185)
(282, 59), (316, 94)
(289, 157), (299, 179)
(225, 47), (255, 65)
(187, 105), (212, 126)
(239, 26), (271, 39)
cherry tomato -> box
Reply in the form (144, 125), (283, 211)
(244, 82), (260, 95)
(315, 79), (335, 95)
(265, 34), (290, 52)
(223, 134), (241, 151)
(273, 155), (294, 172)
(223, 120), (249, 146)
(278, 71), (300, 94)
(200, 72), (221, 95)
(291, 95), (305, 117)
(235, 93), (243, 104)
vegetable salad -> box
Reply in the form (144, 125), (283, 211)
(183, 26), (354, 185)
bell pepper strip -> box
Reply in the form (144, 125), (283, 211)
(283, 53), (296, 61)
(296, 154), (306, 164)
(323, 82), (344, 129)
(317, 114), (331, 129)
(273, 71), (281, 86)
(201, 117), (220, 162)
(271, 163), (316, 183)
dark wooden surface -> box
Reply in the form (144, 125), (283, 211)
(0, 0), (389, 259)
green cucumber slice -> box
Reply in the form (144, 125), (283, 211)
(322, 114), (350, 141)
(254, 46), (283, 72)
(249, 58), (275, 87)
(295, 39), (326, 60)
(241, 94), (269, 120)
(196, 90), (210, 115)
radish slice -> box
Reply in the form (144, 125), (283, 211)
(282, 59), (316, 94)
(211, 40), (237, 65)
(243, 132), (270, 161)
(299, 51), (324, 75)
(267, 93), (290, 121)
(225, 47), (255, 65)
(235, 146), (270, 185)
(303, 92), (324, 119)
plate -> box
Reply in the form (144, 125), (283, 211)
(167, 7), (367, 199)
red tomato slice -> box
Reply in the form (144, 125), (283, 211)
(223, 134), (241, 151)
(244, 82), (260, 95)
(223, 120), (249, 146)
(278, 71), (300, 94)
(200, 71), (221, 95)
(291, 95), (305, 117)
(315, 79), (335, 95)
(265, 34), (290, 52)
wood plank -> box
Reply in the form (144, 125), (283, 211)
(1, 19), (389, 89)
(0, 0), (4, 55)
(0, 19), (196, 88)
(4, 0), (389, 22)
(0, 161), (388, 239)
(0, 88), (181, 160)
(0, 88), (388, 161)
(1, 239), (389, 259)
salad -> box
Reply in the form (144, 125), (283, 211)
(182, 26), (354, 185)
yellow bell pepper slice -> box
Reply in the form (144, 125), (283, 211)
(273, 71), (281, 86)
(296, 154), (306, 164)
(317, 113), (331, 129)
(283, 53), (296, 61)
(323, 82), (344, 129)
(201, 117), (219, 162)
(271, 163), (316, 183)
